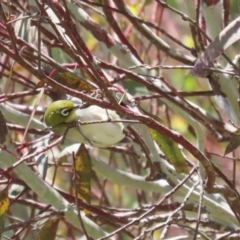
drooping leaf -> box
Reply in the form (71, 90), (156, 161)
(0, 215), (4, 239)
(150, 129), (189, 174)
(0, 187), (9, 215)
(224, 134), (240, 155)
(36, 154), (49, 180)
(50, 67), (97, 92)
(72, 144), (92, 204)
(14, 12), (49, 70)
(0, 110), (8, 144)
(192, 16), (240, 76)
(124, 79), (148, 95)
(37, 218), (59, 240)
(22, 87), (45, 143)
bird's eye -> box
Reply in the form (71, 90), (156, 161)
(61, 109), (70, 116)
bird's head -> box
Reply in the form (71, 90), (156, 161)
(44, 100), (78, 128)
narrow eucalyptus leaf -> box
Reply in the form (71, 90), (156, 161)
(36, 154), (48, 180)
(0, 110), (8, 144)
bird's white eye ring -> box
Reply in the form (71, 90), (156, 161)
(61, 109), (70, 116)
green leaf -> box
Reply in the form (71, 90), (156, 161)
(224, 134), (240, 155)
(37, 218), (59, 240)
(0, 110), (8, 144)
(144, 0), (153, 6)
(72, 144), (92, 204)
(123, 80), (148, 95)
(192, 16), (240, 76)
(0, 215), (4, 240)
(0, 187), (9, 215)
(50, 68), (96, 92)
(150, 129), (189, 174)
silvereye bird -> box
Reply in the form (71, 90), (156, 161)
(44, 100), (126, 147)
